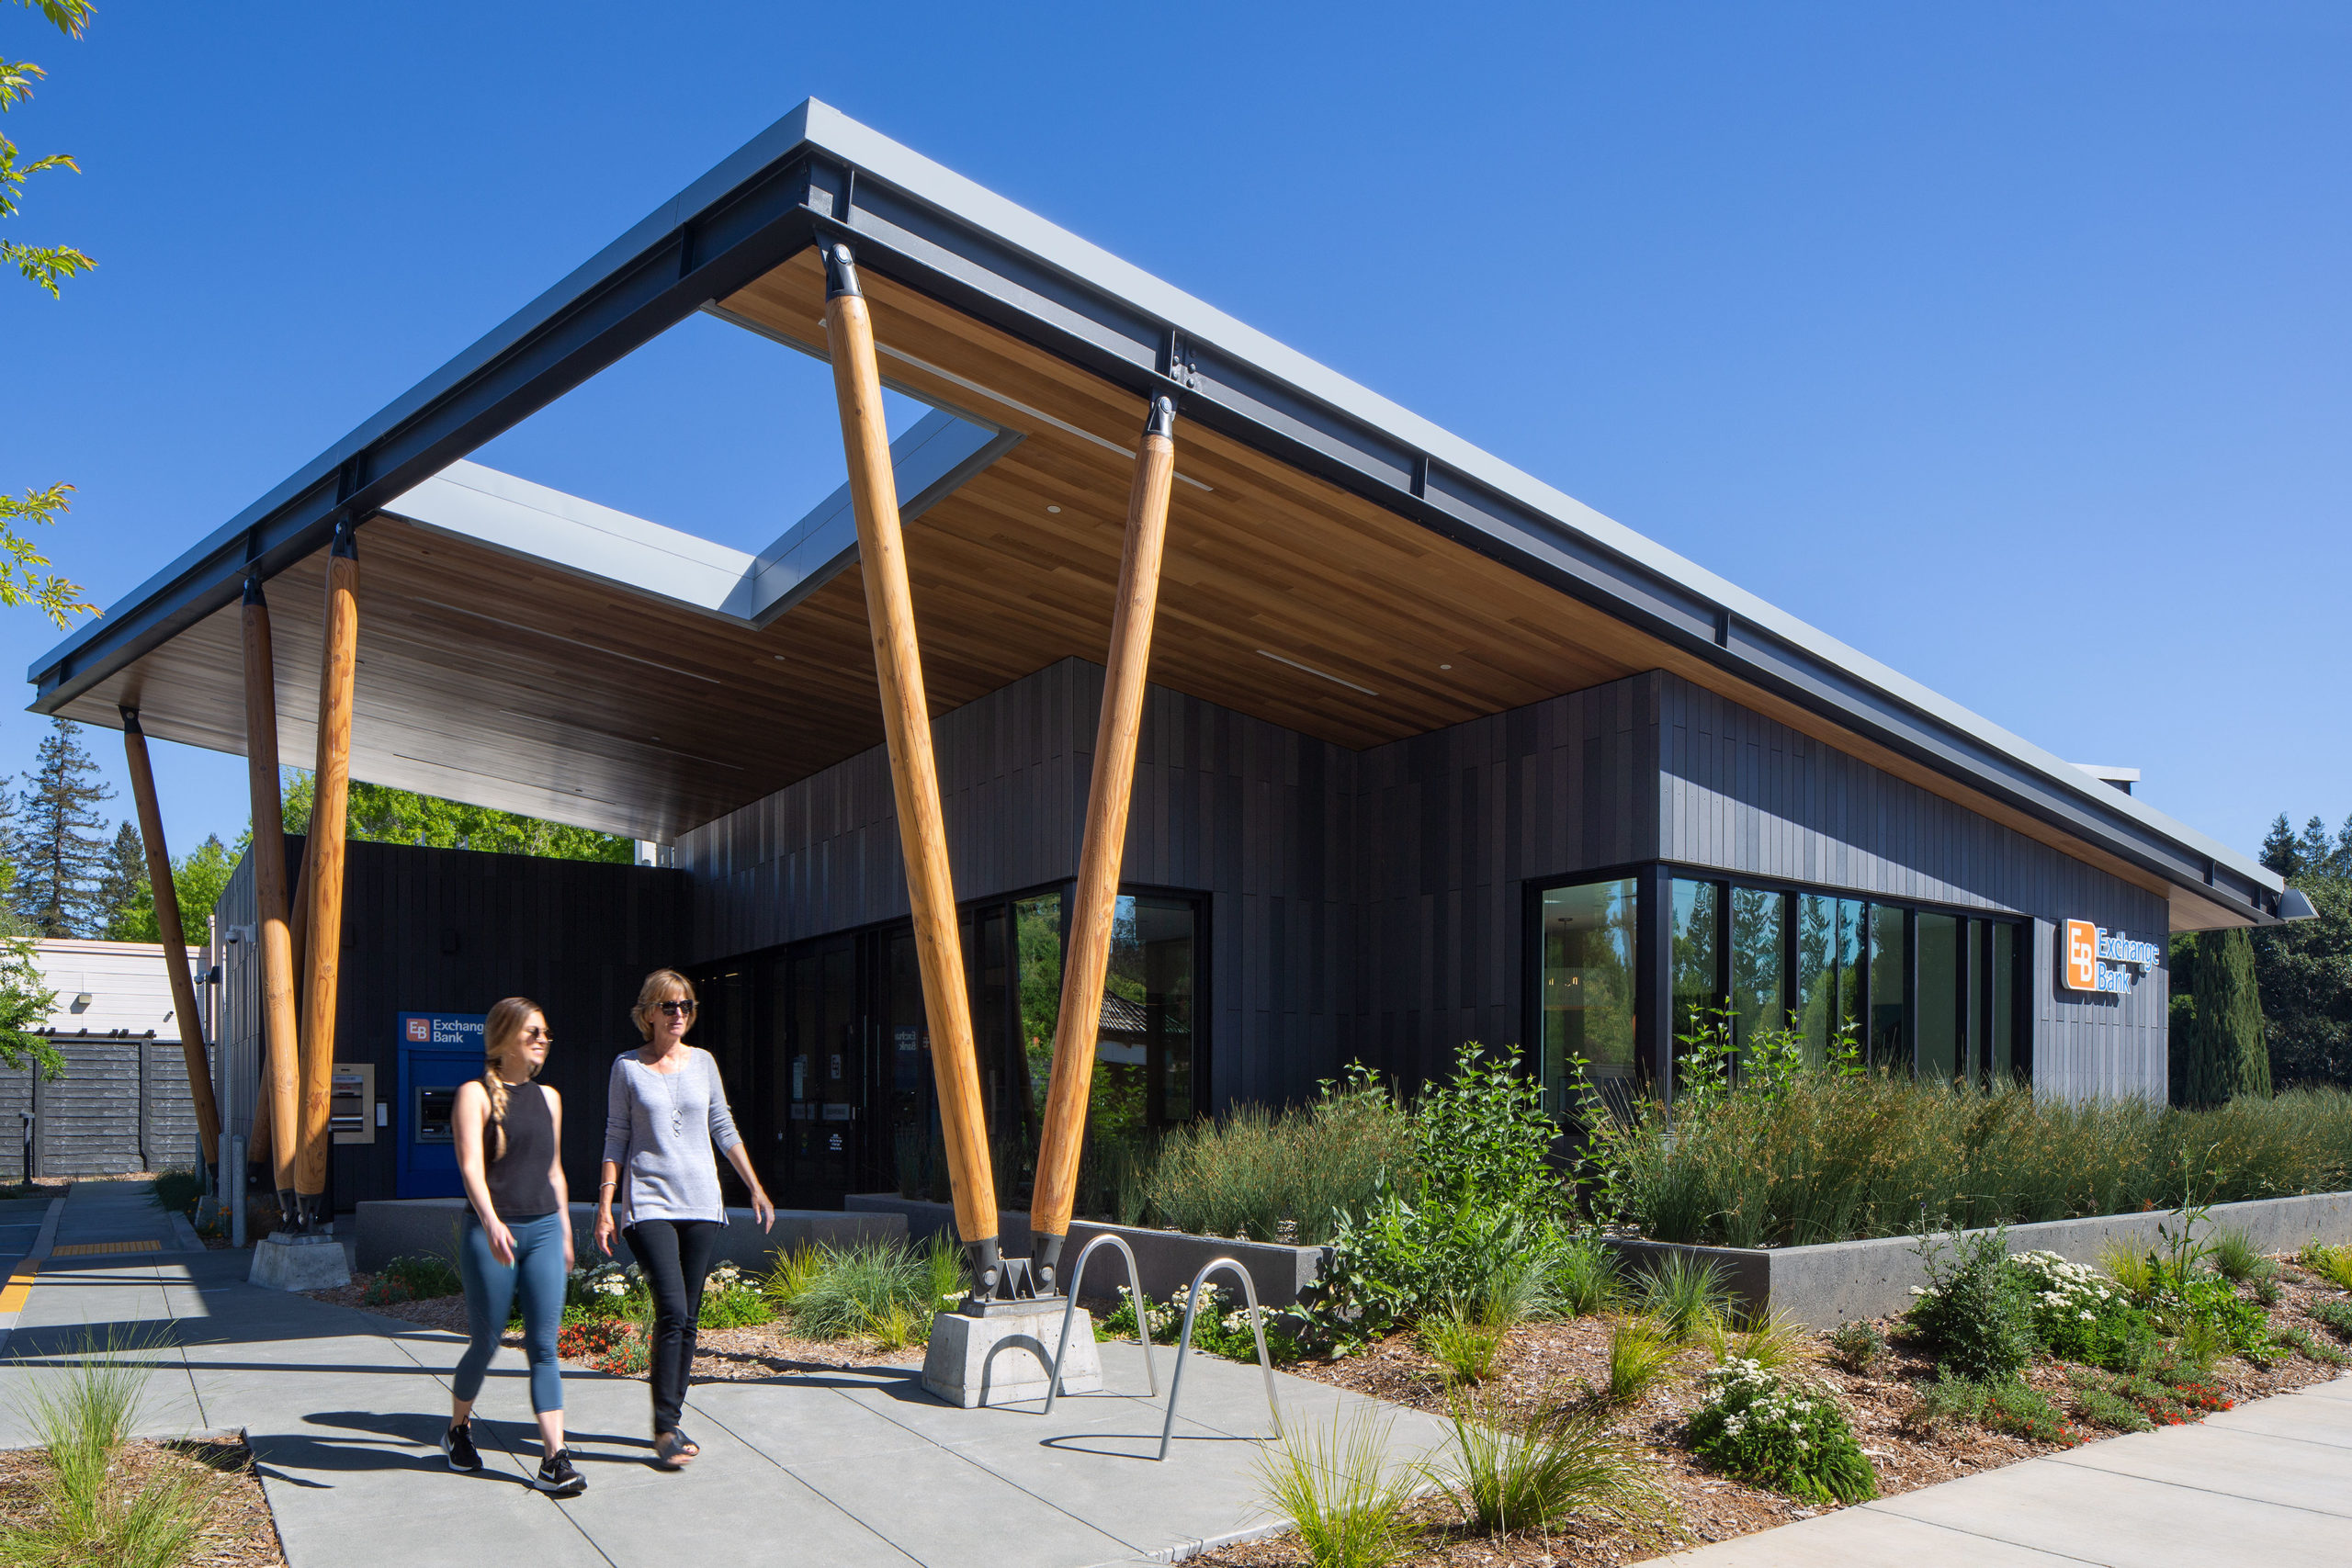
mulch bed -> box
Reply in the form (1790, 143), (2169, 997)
(0, 1437), (286, 1568)
(1193, 1255), (2349, 1567)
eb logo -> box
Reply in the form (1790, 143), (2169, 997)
(2064, 919), (2099, 991)
(403, 1017), (432, 1043)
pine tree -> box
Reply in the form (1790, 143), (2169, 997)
(2184, 928), (2271, 1106)
(96, 821), (145, 939)
(2333, 814), (2352, 877)
(2299, 817), (2334, 879)
(2260, 814), (2300, 877)
(13, 718), (116, 937)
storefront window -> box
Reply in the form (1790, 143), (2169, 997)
(1916, 912), (1959, 1080)
(1670, 879), (1721, 1053)
(1795, 895), (1863, 1065)
(1096, 894), (1197, 1134)
(1868, 904), (1908, 1069)
(1538, 877), (1639, 1111)
(1729, 886), (1787, 1054)
(1015, 892), (1063, 1132)
(1988, 921), (2018, 1082)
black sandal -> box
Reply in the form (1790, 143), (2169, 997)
(654, 1429), (700, 1469)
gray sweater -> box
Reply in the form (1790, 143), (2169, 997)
(600, 1048), (742, 1226)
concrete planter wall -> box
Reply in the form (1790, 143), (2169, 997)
(843, 1194), (1328, 1309)
(354, 1199), (905, 1275)
(1609, 1190), (2352, 1329)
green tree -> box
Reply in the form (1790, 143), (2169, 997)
(2261, 813), (2301, 877)
(1, 0), (96, 626)
(12, 716), (111, 935)
(2181, 927), (2271, 1107)
(2253, 874), (2352, 1090)
(94, 818), (141, 934)
(279, 772), (630, 863)
(107, 830), (243, 943)
(0, 931), (58, 1076)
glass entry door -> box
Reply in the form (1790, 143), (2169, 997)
(772, 939), (866, 1208)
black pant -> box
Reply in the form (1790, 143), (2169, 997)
(625, 1218), (719, 1435)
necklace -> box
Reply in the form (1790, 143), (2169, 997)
(650, 1053), (687, 1136)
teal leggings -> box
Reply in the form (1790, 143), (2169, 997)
(454, 1211), (566, 1414)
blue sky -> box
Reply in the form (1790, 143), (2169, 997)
(6, 1), (2346, 865)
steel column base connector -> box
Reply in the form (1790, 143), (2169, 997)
(1031, 1231), (1065, 1296)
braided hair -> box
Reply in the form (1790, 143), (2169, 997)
(481, 996), (546, 1164)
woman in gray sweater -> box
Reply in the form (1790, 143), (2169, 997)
(595, 969), (774, 1468)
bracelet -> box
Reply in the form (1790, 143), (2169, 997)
(598, 1181), (616, 1191)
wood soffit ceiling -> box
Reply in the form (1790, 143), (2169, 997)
(50, 248), (2211, 914)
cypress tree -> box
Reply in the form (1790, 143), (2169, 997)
(13, 718), (116, 938)
(2167, 934), (2198, 1106)
(2185, 928), (2270, 1105)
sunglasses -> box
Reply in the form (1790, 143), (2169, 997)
(522, 1026), (553, 1041)
(654, 999), (698, 1017)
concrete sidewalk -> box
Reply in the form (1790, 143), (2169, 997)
(1657, 1375), (2352, 1566)
(0, 1183), (1451, 1568)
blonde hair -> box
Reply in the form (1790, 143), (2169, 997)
(481, 996), (546, 1163)
(632, 969), (697, 1043)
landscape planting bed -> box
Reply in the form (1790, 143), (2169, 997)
(1195, 1249), (2352, 1567)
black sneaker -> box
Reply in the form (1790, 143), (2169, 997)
(536, 1449), (586, 1497)
(442, 1420), (482, 1473)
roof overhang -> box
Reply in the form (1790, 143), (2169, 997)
(25, 99), (2285, 928)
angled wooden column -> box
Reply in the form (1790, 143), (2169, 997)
(119, 708), (223, 1179)
(242, 576), (303, 1220)
(1029, 395), (1178, 1290)
(295, 523), (359, 1229)
(820, 241), (1001, 1279)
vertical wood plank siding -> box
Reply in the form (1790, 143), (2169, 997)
(1655, 675), (2168, 1100)
(682, 661), (2165, 1108)
(214, 839), (689, 1205)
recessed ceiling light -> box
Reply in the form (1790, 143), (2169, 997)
(1046, 504), (1061, 514)
(1440, 663), (1453, 671)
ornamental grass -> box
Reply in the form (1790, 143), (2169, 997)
(1602, 1076), (2352, 1247)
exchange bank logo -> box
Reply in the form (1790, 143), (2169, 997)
(2063, 919), (2158, 993)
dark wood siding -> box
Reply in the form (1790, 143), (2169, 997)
(0, 1038), (212, 1178)
(1655, 674), (2169, 1100)
(213, 840), (690, 1209)
(674, 663), (2171, 1110)
(1351, 671), (1662, 1088)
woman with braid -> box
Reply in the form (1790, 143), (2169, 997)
(443, 996), (584, 1495)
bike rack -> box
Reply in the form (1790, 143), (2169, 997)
(1158, 1257), (1283, 1462)
(1042, 1232), (1157, 1417)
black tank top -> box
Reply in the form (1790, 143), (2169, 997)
(485, 1080), (558, 1219)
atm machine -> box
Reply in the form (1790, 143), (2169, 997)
(394, 1011), (486, 1198)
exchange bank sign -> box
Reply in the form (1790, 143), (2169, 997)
(2063, 920), (2159, 994)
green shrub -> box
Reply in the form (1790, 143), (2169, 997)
(1306, 1189), (1578, 1341)
(1706, 1312), (1810, 1373)
(787, 1240), (937, 1341)
(762, 1244), (823, 1309)
(1688, 1360), (1875, 1504)
(2068, 1363), (2233, 1427)
(2298, 1241), (2352, 1292)
(1146, 1066), (1417, 1244)
(2009, 1250), (2156, 1371)
(1905, 1374), (2077, 1445)
(1601, 1314), (1678, 1407)
(1096, 1285), (1304, 1365)
(2208, 1228), (2274, 1285)
(1434, 1391), (1671, 1540)
(2307, 1297), (2352, 1340)
(1415, 1043), (1558, 1213)
(568, 1259), (644, 1319)
(1254, 1405), (1420, 1568)
(2273, 1323), (2348, 1367)
(1826, 1319), (1885, 1374)
(364, 1253), (462, 1305)
(1905, 1229), (2035, 1382)
(149, 1168), (204, 1220)
(1419, 1306), (1506, 1384)
(1549, 1235), (1622, 1317)
(1637, 1254), (1731, 1342)
(698, 1260), (775, 1330)
(1592, 1074), (2352, 1247)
